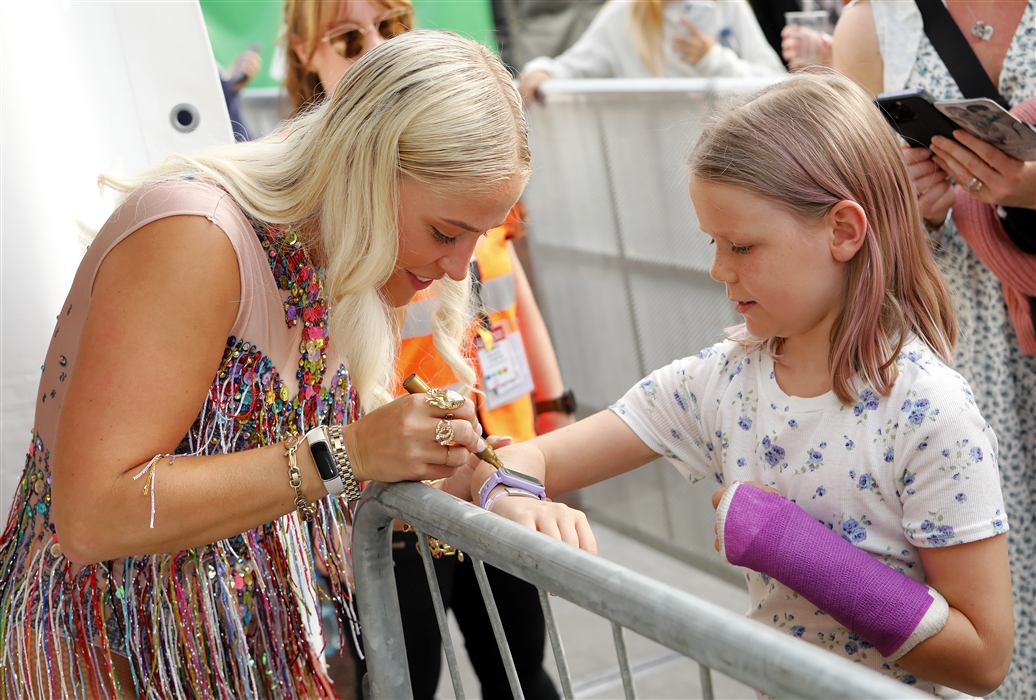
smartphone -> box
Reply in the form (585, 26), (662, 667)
(876, 89), (959, 150)
(683, 0), (720, 36)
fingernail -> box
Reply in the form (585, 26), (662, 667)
(476, 439), (486, 452)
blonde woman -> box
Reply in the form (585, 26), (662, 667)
(0, 31), (587, 699)
(519, 0), (784, 105)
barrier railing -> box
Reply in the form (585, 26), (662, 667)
(352, 481), (928, 700)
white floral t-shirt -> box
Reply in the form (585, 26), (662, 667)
(611, 338), (1007, 697)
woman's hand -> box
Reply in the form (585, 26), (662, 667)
(672, 18), (715, 65)
(901, 144), (956, 229)
(780, 25), (833, 69)
(490, 494), (597, 555)
(931, 131), (1036, 209)
(518, 69), (553, 108)
(343, 393), (484, 483)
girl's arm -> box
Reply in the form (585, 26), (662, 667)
(468, 410), (658, 551)
(52, 215), (482, 565)
(901, 535), (1013, 696)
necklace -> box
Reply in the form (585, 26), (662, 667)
(963, 1), (994, 41)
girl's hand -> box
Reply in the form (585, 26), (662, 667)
(901, 144), (956, 229)
(930, 131), (1036, 209)
(438, 435), (514, 500)
(710, 481), (781, 552)
(490, 495), (598, 555)
(518, 69), (553, 108)
(672, 18), (715, 65)
(343, 393), (484, 483)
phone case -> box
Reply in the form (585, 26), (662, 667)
(876, 89), (959, 149)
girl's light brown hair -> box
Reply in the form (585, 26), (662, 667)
(283, 0), (414, 115)
(689, 68), (957, 405)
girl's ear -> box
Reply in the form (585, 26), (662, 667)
(827, 200), (867, 263)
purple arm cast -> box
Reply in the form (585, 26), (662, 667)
(719, 483), (947, 660)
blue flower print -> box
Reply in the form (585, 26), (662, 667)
(992, 518), (1006, 534)
(788, 419), (798, 429)
(858, 473), (874, 489)
(849, 469), (856, 479)
(942, 448), (951, 457)
(673, 391), (688, 411)
(883, 448), (895, 463)
(920, 520), (935, 532)
(844, 641), (858, 655)
(790, 626), (805, 638)
(937, 525), (954, 537)
(842, 519), (867, 543)
(736, 458), (746, 467)
(819, 442), (827, 449)
(901, 675), (917, 686)
(917, 441), (928, 451)
(640, 379), (658, 404)
(900, 470), (915, 487)
(901, 397), (931, 425)
(738, 415), (752, 430)
(970, 447), (983, 462)
(812, 486), (826, 499)
(696, 347), (713, 359)
(955, 493), (967, 502)
(852, 389), (880, 417)
(764, 442), (786, 468)
(907, 350), (922, 362)
(670, 428), (681, 440)
(844, 438), (855, 450)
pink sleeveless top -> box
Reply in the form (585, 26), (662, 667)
(0, 178), (357, 699)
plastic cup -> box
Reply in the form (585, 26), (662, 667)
(783, 10), (832, 67)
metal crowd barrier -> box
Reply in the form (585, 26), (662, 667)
(352, 481), (928, 700)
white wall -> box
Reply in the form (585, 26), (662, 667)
(1, 1), (233, 521)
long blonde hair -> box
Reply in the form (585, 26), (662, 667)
(689, 69), (956, 405)
(629, 0), (666, 76)
(282, 0), (415, 116)
(103, 31), (530, 410)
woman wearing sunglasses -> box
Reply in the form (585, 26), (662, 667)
(286, 0), (413, 115)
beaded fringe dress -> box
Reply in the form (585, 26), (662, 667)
(0, 180), (361, 699)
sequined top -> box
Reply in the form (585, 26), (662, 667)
(0, 178), (358, 698)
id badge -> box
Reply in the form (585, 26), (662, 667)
(476, 327), (534, 410)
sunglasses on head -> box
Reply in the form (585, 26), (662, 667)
(322, 7), (412, 60)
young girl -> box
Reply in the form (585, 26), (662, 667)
(476, 70), (1014, 697)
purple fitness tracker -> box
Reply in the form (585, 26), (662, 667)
(478, 467), (547, 509)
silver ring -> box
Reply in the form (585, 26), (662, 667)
(435, 418), (454, 446)
(964, 176), (979, 192)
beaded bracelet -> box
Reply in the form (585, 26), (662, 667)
(284, 434), (315, 522)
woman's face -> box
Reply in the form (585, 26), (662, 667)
(297, 0), (399, 93)
(382, 178), (524, 308)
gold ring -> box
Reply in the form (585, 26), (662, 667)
(965, 176), (980, 192)
(973, 180), (984, 193)
(442, 445), (451, 467)
(426, 388), (466, 410)
(435, 418), (454, 446)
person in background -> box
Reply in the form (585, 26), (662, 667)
(283, 2), (571, 697)
(518, 0), (784, 106)
(834, 1), (1035, 696)
(219, 44), (263, 141)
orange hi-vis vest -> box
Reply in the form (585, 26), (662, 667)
(394, 212), (536, 442)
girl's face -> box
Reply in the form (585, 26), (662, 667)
(297, 0), (404, 94)
(689, 179), (856, 351)
(381, 178), (524, 308)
